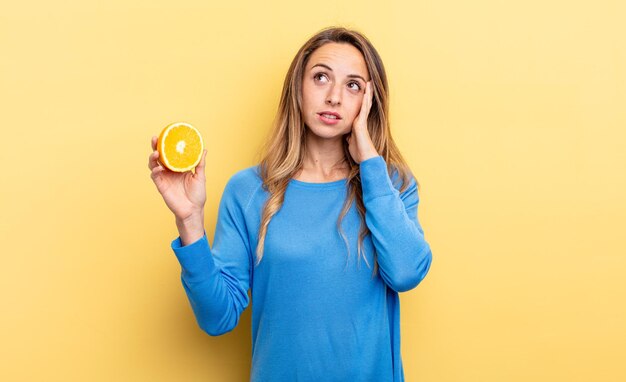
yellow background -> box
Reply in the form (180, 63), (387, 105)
(1, 0), (625, 381)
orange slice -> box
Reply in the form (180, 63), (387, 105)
(156, 122), (204, 172)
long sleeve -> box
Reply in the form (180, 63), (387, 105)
(170, 175), (253, 336)
(359, 155), (433, 292)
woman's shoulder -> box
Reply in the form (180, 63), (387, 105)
(222, 164), (265, 205)
(227, 163), (262, 186)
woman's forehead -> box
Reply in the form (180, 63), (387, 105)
(307, 43), (368, 77)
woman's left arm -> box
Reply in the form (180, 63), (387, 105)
(347, 81), (433, 292)
(359, 155), (433, 293)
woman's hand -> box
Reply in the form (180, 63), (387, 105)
(346, 81), (379, 163)
(148, 136), (208, 221)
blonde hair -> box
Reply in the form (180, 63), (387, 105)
(255, 26), (418, 278)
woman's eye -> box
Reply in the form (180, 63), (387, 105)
(349, 82), (362, 91)
(314, 73), (361, 91)
(314, 73), (328, 82)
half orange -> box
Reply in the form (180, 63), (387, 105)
(156, 122), (204, 172)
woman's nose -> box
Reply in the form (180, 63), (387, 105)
(326, 84), (341, 106)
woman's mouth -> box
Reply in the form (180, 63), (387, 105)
(318, 112), (341, 125)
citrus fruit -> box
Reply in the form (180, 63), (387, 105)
(156, 122), (204, 172)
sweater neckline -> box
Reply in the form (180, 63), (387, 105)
(289, 177), (348, 189)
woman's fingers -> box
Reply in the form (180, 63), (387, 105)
(148, 150), (160, 171)
(194, 149), (207, 177)
(149, 137), (159, 171)
(151, 166), (168, 190)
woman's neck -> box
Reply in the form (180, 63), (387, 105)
(295, 133), (349, 182)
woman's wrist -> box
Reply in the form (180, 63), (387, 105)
(359, 150), (379, 163)
(176, 212), (205, 246)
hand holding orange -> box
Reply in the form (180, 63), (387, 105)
(148, 122), (207, 222)
(156, 122), (204, 172)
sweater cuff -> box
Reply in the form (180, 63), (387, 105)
(360, 155), (395, 202)
(170, 231), (217, 280)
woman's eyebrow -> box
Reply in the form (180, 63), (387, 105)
(311, 63), (366, 82)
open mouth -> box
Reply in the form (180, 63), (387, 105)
(318, 113), (341, 124)
(318, 112), (342, 119)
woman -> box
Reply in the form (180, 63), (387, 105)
(148, 26), (432, 382)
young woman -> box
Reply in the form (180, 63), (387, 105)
(148, 26), (433, 382)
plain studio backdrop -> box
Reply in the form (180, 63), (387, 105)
(1, 1), (625, 381)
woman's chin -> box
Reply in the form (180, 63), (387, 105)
(306, 127), (348, 141)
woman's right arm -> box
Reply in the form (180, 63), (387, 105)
(148, 137), (251, 336)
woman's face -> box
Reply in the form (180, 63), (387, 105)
(301, 42), (370, 140)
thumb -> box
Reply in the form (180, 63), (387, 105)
(195, 149), (207, 176)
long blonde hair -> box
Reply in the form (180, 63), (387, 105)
(255, 26), (418, 278)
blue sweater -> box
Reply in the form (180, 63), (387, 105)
(170, 155), (433, 381)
